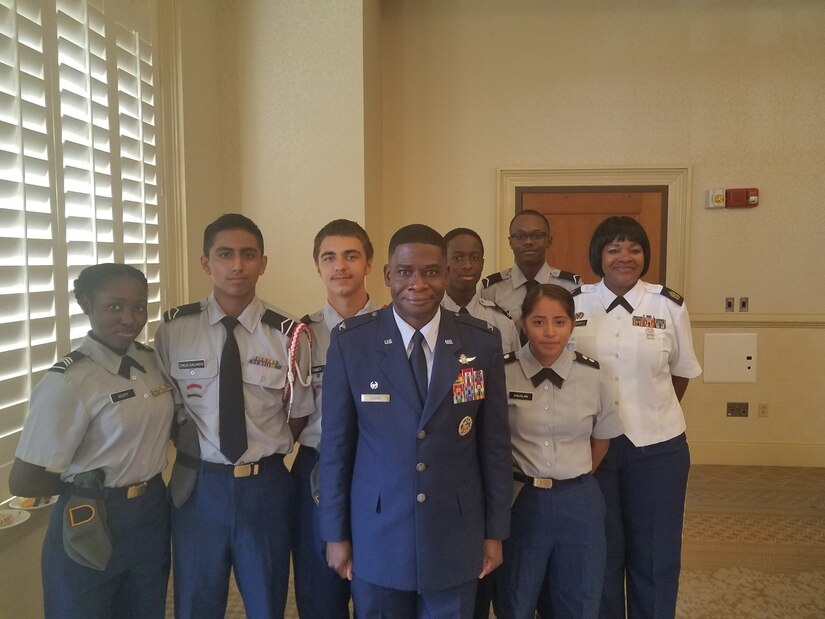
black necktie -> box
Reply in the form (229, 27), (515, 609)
(410, 331), (428, 406)
(606, 296), (633, 313)
(531, 367), (564, 389)
(458, 306), (470, 315)
(117, 355), (145, 379)
(219, 316), (247, 463)
(524, 279), (540, 293)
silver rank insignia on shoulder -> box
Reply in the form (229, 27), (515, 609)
(370, 381), (378, 390)
(384, 338), (393, 345)
(458, 353), (477, 364)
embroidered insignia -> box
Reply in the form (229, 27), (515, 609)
(370, 381), (378, 390)
(384, 338), (393, 344)
(575, 312), (584, 319)
(110, 389), (136, 403)
(151, 384), (173, 396)
(458, 416), (473, 436)
(453, 368), (486, 403)
(458, 353), (477, 364)
(185, 383), (203, 398)
(249, 356), (282, 369)
(444, 339), (453, 345)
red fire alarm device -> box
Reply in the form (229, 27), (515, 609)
(725, 188), (759, 208)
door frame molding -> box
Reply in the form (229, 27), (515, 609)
(497, 167), (691, 293)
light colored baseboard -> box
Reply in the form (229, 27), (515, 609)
(690, 441), (825, 467)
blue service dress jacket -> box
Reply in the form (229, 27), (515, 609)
(319, 306), (512, 593)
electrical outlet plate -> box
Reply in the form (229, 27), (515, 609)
(727, 402), (749, 417)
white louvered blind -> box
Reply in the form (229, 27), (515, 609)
(0, 0), (162, 501)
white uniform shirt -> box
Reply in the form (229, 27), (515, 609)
(570, 279), (702, 447)
(480, 262), (580, 325)
(298, 298), (377, 450)
(154, 294), (313, 464)
(506, 345), (622, 480)
(442, 291), (521, 354)
(16, 335), (175, 487)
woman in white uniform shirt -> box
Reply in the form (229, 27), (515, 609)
(496, 284), (622, 619)
(570, 217), (702, 619)
(10, 264), (174, 618)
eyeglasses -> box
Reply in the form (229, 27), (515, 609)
(509, 231), (548, 243)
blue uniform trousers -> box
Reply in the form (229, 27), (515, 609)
(352, 576), (478, 619)
(291, 444), (351, 618)
(594, 433), (690, 619)
(42, 475), (170, 619)
(496, 475), (605, 619)
(171, 454), (292, 619)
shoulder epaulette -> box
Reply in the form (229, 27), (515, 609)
(301, 309), (323, 326)
(660, 286), (684, 306)
(455, 312), (496, 333)
(261, 309), (299, 336)
(559, 270), (581, 284)
(480, 271), (505, 289)
(571, 287), (583, 297)
(134, 341), (154, 353)
(502, 351), (518, 364)
(163, 302), (202, 323)
(48, 350), (87, 373)
(336, 309), (382, 332)
(574, 351), (600, 369)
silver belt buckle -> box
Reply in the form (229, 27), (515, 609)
(533, 477), (554, 490)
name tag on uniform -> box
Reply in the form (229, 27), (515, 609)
(361, 394), (390, 403)
(110, 389), (136, 403)
(178, 359), (205, 370)
(509, 391), (532, 401)
(311, 365), (325, 376)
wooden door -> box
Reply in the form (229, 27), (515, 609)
(518, 186), (667, 284)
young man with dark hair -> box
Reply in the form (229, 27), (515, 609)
(292, 219), (376, 618)
(319, 224), (512, 619)
(442, 227), (520, 355)
(480, 209), (580, 326)
(155, 213), (313, 618)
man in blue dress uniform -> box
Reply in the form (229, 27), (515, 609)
(320, 224), (512, 619)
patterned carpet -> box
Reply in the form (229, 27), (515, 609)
(166, 465), (825, 618)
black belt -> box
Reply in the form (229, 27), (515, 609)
(513, 472), (588, 490)
(70, 473), (162, 500)
(176, 451), (285, 478)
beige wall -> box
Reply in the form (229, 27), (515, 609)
(176, 0), (825, 464)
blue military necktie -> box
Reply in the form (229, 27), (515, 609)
(410, 330), (428, 406)
(219, 316), (247, 463)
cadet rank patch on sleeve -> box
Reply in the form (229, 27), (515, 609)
(49, 350), (87, 373)
(480, 271), (504, 288)
(660, 286), (684, 305)
(163, 302), (202, 322)
(261, 309), (297, 337)
(574, 352), (600, 369)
